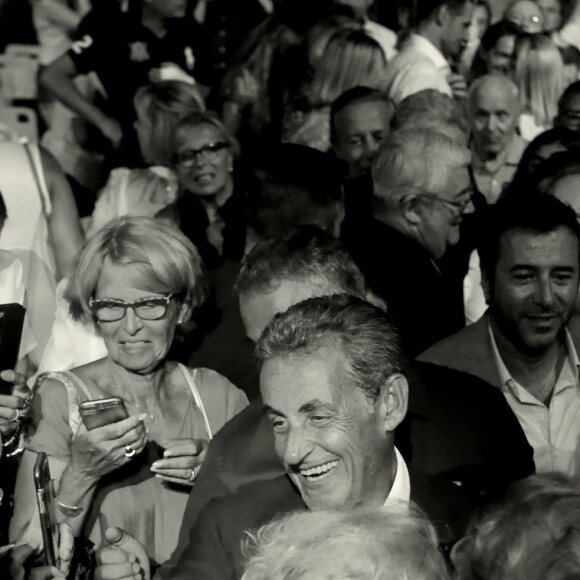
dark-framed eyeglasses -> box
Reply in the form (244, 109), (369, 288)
(402, 188), (474, 213)
(173, 142), (229, 167)
(89, 294), (174, 322)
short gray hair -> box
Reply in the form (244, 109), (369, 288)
(372, 128), (471, 210)
(243, 504), (450, 580)
(456, 473), (580, 580)
(235, 226), (366, 298)
(66, 216), (207, 325)
(256, 294), (404, 401)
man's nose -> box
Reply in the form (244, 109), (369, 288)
(281, 426), (313, 467)
(462, 198), (475, 215)
(363, 135), (381, 158)
(534, 280), (556, 307)
(124, 307), (144, 334)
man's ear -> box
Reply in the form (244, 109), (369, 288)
(401, 196), (423, 226)
(378, 374), (409, 433)
(481, 268), (492, 305)
(436, 4), (451, 26)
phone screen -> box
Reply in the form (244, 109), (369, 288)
(33, 453), (58, 567)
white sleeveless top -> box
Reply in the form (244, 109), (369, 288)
(0, 139), (56, 275)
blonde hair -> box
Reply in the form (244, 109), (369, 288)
(66, 216), (207, 325)
(242, 504), (450, 580)
(372, 128), (471, 209)
(514, 34), (565, 127)
(308, 27), (388, 106)
(173, 111), (240, 159)
(134, 81), (205, 166)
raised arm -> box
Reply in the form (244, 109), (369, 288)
(40, 148), (85, 280)
(39, 53), (122, 147)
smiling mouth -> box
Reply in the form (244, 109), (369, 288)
(298, 460), (339, 482)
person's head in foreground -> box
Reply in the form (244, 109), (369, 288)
(242, 504), (450, 580)
(330, 86), (395, 179)
(468, 74), (520, 160)
(454, 473), (580, 580)
(236, 226), (367, 343)
(256, 294), (408, 511)
(66, 216), (207, 373)
(372, 127), (473, 260)
(478, 192), (580, 357)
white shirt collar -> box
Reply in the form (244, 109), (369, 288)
(384, 447), (411, 507)
(487, 320), (580, 390)
(406, 33), (450, 73)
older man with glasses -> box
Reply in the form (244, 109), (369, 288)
(347, 127), (474, 356)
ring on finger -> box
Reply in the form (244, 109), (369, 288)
(9, 409), (23, 423)
(124, 444), (136, 459)
(188, 467), (197, 482)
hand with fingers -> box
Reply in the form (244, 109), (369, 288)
(150, 438), (208, 486)
(69, 413), (148, 483)
(95, 527), (151, 580)
(0, 369), (32, 438)
(5, 522), (74, 580)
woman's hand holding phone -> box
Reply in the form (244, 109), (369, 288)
(0, 370), (31, 438)
(69, 414), (148, 482)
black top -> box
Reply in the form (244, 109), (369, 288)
(68, 4), (209, 129)
(346, 218), (466, 357)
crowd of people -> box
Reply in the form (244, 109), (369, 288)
(1, 0), (580, 578)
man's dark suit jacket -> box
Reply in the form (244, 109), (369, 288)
(158, 361), (534, 579)
(168, 471), (474, 580)
(417, 314), (580, 389)
(346, 218), (466, 357)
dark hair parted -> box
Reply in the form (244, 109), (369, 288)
(330, 86), (394, 144)
(412, 0), (473, 25)
(236, 226), (366, 297)
(256, 294), (404, 401)
(479, 192), (580, 284)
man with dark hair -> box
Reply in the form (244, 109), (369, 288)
(420, 193), (580, 478)
(384, 0), (473, 104)
(330, 87), (394, 241)
(95, 227), (533, 580)
(555, 80), (580, 134)
(330, 87), (394, 180)
(97, 296), (474, 580)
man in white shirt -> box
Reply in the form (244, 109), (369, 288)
(384, 0), (474, 104)
(419, 193), (580, 478)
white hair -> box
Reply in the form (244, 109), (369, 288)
(372, 128), (471, 210)
(242, 503), (450, 580)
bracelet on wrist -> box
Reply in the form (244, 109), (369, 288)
(55, 497), (83, 518)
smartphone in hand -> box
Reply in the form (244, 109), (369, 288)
(0, 303), (25, 396)
(34, 452), (58, 567)
(79, 398), (128, 430)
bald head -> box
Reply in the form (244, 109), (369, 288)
(468, 74), (520, 159)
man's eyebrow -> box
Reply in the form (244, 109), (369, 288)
(263, 404), (283, 416)
(298, 399), (337, 414)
